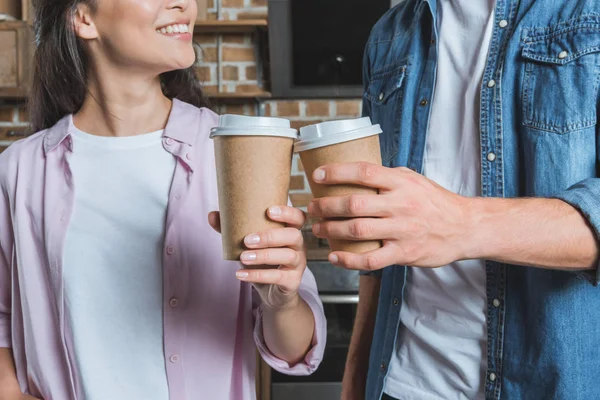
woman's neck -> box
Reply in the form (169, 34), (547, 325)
(73, 68), (173, 137)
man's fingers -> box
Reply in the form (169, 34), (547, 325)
(267, 205), (306, 229)
(329, 243), (399, 271)
(208, 211), (221, 233)
(312, 163), (406, 190)
(308, 194), (391, 218)
(236, 267), (301, 293)
(245, 227), (304, 251)
(313, 218), (397, 241)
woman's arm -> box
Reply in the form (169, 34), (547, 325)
(0, 348), (37, 400)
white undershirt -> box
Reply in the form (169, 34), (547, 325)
(63, 124), (175, 400)
(384, 1), (496, 399)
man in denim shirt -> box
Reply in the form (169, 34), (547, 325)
(307, 0), (600, 399)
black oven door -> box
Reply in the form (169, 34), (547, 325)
(271, 296), (358, 400)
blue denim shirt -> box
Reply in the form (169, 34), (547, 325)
(362, 1), (600, 399)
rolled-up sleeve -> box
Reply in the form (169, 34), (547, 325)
(0, 184), (12, 347)
(253, 268), (326, 376)
(554, 178), (600, 285)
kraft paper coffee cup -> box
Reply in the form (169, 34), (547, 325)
(295, 117), (383, 254)
(211, 115), (298, 261)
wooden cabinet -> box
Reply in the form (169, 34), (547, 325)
(0, 21), (32, 98)
(0, 126), (27, 152)
(256, 353), (271, 400)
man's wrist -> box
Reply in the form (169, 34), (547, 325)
(460, 196), (494, 261)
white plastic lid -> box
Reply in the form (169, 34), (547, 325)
(210, 114), (298, 139)
(294, 117), (382, 153)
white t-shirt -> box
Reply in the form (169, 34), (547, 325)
(63, 124), (176, 400)
(384, 1), (496, 399)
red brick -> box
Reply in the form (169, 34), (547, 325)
(222, 34), (246, 44)
(263, 103), (273, 116)
(290, 193), (313, 208)
(336, 100), (361, 116)
(222, 66), (239, 81)
(0, 108), (13, 122)
(195, 34), (217, 45)
(290, 120), (322, 131)
(306, 101), (330, 117)
(195, 66), (212, 82)
(222, 0), (244, 7)
(296, 157), (304, 172)
(203, 85), (219, 95)
(201, 47), (218, 62)
(245, 65), (257, 80)
(223, 47), (255, 62)
(290, 175), (305, 190)
(222, 104), (245, 115)
(276, 101), (300, 117)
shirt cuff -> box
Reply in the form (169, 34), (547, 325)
(554, 178), (600, 285)
(253, 287), (326, 376)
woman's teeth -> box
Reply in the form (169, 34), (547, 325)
(157, 24), (189, 35)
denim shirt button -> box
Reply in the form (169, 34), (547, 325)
(489, 372), (497, 382)
(393, 298), (400, 306)
(493, 298), (501, 308)
(378, 92), (385, 101)
(380, 362), (386, 371)
(487, 79), (496, 88)
(498, 20), (508, 28)
(487, 152), (497, 162)
(558, 51), (568, 59)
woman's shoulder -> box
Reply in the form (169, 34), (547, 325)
(0, 124), (60, 190)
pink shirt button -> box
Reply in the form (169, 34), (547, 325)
(169, 298), (179, 308)
(166, 246), (174, 255)
(170, 354), (179, 363)
(166, 138), (175, 146)
(185, 153), (192, 161)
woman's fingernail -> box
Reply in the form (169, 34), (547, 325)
(313, 169), (326, 182)
(240, 252), (257, 262)
(236, 271), (249, 279)
(269, 206), (282, 217)
(245, 235), (261, 245)
(329, 254), (339, 264)
(313, 223), (321, 234)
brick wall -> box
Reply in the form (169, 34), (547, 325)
(0, 0), (364, 209)
(200, 0), (364, 209)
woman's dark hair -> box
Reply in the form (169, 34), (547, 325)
(29, 0), (209, 133)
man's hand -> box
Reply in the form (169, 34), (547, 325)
(209, 206), (308, 310)
(308, 163), (473, 271)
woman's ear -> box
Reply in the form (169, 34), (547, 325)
(72, 4), (98, 40)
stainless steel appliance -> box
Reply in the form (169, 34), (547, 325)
(270, 260), (359, 400)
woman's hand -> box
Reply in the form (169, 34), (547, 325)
(208, 206), (308, 310)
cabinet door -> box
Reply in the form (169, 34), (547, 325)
(0, 21), (31, 98)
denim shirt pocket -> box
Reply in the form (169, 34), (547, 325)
(365, 63), (408, 167)
(521, 24), (600, 134)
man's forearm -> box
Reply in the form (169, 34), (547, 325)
(466, 197), (599, 270)
(262, 295), (315, 366)
(342, 275), (381, 399)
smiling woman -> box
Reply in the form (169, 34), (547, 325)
(0, 1), (325, 400)
(28, 0), (206, 133)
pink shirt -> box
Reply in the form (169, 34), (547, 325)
(0, 99), (326, 400)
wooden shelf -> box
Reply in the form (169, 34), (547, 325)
(206, 91), (272, 103)
(194, 19), (268, 34)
